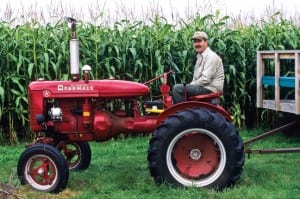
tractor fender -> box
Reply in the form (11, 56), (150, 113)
(157, 101), (232, 125)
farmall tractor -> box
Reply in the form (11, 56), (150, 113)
(17, 18), (244, 193)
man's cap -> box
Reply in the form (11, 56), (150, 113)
(192, 31), (208, 40)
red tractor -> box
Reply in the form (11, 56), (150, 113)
(17, 18), (244, 193)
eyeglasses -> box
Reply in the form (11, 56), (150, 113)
(193, 39), (204, 43)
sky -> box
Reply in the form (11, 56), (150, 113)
(0, 0), (299, 25)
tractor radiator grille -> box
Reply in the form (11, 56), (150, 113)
(28, 91), (36, 128)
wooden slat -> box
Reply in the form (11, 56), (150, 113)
(281, 101), (296, 113)
(262, 100), (275, 110)
(261, 53), (295, 59)
(295, 52), (300, 114)
(260, 53), (275, 59)
(262, 100), (296, 114)
(258, 50), (300, 54)
(257, 52), (264, 108)
(275, 53), (280, 111)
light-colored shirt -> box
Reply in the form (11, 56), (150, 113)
(190, 47), (224, 92)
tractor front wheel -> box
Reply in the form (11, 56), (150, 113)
(147, 109), (244, 190)
(17, 143), (69, 193)
(58, 141), (91, 171)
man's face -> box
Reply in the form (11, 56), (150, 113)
(193, 39), (208, 53)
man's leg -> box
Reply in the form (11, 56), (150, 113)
(172, 84), (185, 104)
(186, 84), (212, 97)
(172, 84), (212, 104)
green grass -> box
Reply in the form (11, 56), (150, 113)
(1, 129), (300, 199)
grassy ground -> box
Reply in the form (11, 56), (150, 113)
(1, 129), (300, 199)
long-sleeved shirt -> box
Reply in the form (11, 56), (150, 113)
(190, 47), (224, 92)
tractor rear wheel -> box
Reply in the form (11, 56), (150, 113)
(58, 141), (91, 171)
(17, 143), (69, 193)
(147, 108), (244, 190)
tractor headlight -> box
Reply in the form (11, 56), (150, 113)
(48, 107), (62, 121)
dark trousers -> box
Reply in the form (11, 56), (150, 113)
(172, 84), (212, 104)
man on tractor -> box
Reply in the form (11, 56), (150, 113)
(172, 31), (224, 103)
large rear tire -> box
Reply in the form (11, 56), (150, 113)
(17, 143), (69, 193)
(147, 109), (244, 190)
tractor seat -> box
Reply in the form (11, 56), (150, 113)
(188, 92), (223, 104)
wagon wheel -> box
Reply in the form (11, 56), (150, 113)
(17, 143), (69, 193)
(57, 141), (91, 171)
(148, 108), (244, 190)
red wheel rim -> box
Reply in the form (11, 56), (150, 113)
(172, 132), (220, 179)
(58, 142), (81, 169)
(25, 155), (58, 190)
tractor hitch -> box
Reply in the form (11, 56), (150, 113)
(244, 121), (300, 158)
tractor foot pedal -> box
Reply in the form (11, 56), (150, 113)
(143, 101), (164, 114)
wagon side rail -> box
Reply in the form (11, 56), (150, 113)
(257, 50), (300, 114)
(245, 50), (300, 156)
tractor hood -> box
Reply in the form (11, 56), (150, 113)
(29, 79), (150, 98)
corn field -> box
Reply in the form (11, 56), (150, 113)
(0, 13), (300, 144)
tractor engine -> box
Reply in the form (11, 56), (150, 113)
(27, 17), (159, 143)
(28, 78), (158, 142)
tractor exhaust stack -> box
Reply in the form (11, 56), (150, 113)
(66, 17), (80, 81)
(70, 39), (80, 81)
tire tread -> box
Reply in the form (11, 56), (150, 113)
(147, 108), (245, 190)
